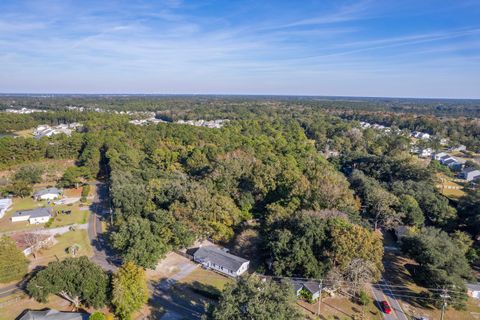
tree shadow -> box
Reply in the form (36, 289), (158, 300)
(149, 278), (206, 320)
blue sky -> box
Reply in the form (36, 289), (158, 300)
(1, 0), (479, 98)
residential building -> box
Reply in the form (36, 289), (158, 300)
(459, 167), (480, 182)
(293, 280), (321, 301)
(33, 188), (61, 200)
(448, 145), (467, 152)
(193, 246), (249, 277)
(467, 283), (480, 299)
(0, 198), (12, 219)
(433, 152), (449, 161)
(419, 148), (433, 158)
(11, 207), (52, 224)
(17, 309), (89, 320)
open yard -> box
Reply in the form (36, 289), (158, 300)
(180, 267), (233, 292)
(436, 173), (466, 200)
(29, 230), (93, 267)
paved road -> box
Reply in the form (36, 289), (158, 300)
(87, 182), (119, 272)
(0, 283), (21, 299)
(371, 278), (409, 320)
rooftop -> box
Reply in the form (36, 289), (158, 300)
(18, 309), (88, 320)
(33, 188), (61, 196)
(194, 246), (249, 272)
(12, 207), (52, 219)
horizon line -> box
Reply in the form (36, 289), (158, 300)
(1, 92), (479, 101)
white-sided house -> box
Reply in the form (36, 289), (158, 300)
(193, 246), (249, 277)
(459, 167), (480, 182)
(433, 152), (449, 161)
(11, 207), (52, 224)
(293, 280), (321, 301)
(33, 188), (61, 201)
(0, 198), (13, 219)
(467, 283), (480, 299)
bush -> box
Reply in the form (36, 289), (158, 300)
(81, 184), (91, 202)
(89, 312), (106, 320)
(357, 290), (371, 306)
(44, 217), (54, 228)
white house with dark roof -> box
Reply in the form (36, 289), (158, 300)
(467, 283), (480, 299)
(11, 207), (52, 224)
(293, 280), (321, 301)
(193, 246), (249, 277)
(459, 167), (480, 182)
(33, 188), (61, 200)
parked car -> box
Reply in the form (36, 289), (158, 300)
(380, 300), (392, 314)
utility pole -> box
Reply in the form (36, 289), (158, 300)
(317, 279), (323, 318)
(440, 288), (450, 320)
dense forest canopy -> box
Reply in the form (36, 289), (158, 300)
(1, 95), (478, 308)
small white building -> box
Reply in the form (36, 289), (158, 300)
(459, 168), (480, 182)
(0, 198), (13, 219)
(293, 280), (321, 301)
(33, 188), (61, 200)
(11, 207), (52, 224)
(419, 148), (433, 158)
(467, 283), (480, 299)
(193, 246), (249, 277)
(433, 152), (449, 161)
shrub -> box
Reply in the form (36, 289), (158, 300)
(89, 312), (106, 320)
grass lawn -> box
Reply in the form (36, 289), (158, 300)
(12, 129), (34, 138)
(180, 268), (233, 292)
(51, 204), (90, 228)
(436, 173), (466, 200)
(31, 230), (93, 266)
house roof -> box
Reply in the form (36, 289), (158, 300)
(462, 167), (480, 174)
(194, 246), (249, 272)
(17, 309), (89, 320)
(12, 207), (52, 219)
(467, 283), (480, 292)
(33, 188), (61, 197)
(292, 280), (321, 294)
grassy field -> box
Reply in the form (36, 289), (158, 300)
(180, 268), (233, 292)
(30, 230), (93, 266)
(436, 173), (466, 200)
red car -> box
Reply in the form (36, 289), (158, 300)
(380, 300), (392, 314)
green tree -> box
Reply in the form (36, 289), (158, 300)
(112, 261), (148, 320)
(14, 164), (44, 184)
(0, 236), (28, 283)
(6, 180), (33, 197)
(89, 312), (106, 320)
(402, 228), (472, 309)
(350, 170), (401, 229)
(397, 194), (425, 226)
(207, 276), (301, 320)
(27, 256), (109, 309)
